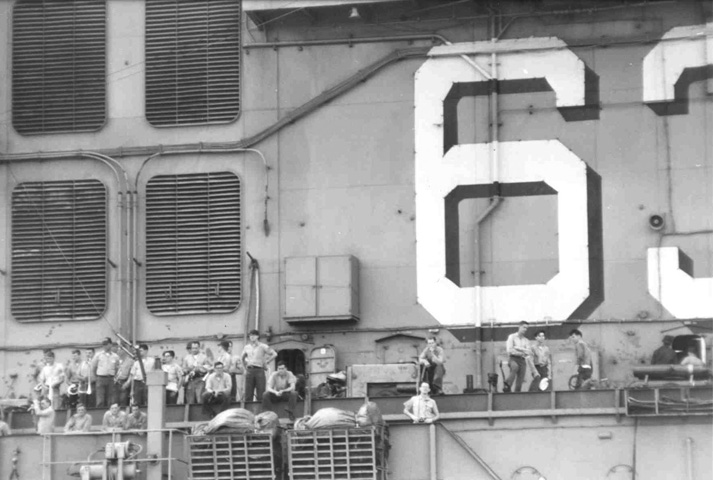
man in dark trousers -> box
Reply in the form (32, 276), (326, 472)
(418, 337), (446, 395)
(92, 338), (120, 408)
(262, 361), (298, 421)
(202, 362), (233, 418)
(569, 329), (593, 390)
(505, 321), (530, 392)
(528, 330), (552, 392)
(241, 330), (277, 402)
(651, 335), (677, 365)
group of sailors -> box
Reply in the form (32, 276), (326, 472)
(417, 321), (707, 410)
(17, 323), (592, 432)
(415, 321), (568, 397)
(502, 322), (590, 392)
(11, 329), (291, 434)
(30, 338), (153, 412)
(10, 323), (707, 434)
(0, 330), (287, 436)
(28, 399), (147, 435)
(651, 335), (705, 367)
(28, 329), (282, 410)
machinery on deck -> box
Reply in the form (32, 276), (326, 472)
(77, 442), (141, 480)
(631, 335), (712, 387)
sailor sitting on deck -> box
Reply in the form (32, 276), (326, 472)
(419, 337), (445, 396)
(403, 382), (440, 424)
(102, 403), (126, 432)
(202, 362), (233, 418)
(262, 361), (298, 421)
(64, 403), (92, 433)
(124, 403), (148, 432)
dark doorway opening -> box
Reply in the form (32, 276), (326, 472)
(276, 349), (306, 376)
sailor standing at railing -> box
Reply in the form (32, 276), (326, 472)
(569, 329), (593, 390)
(115, 348), (135, 407)
(123, 344), (155, 406)
(65, 349), (84, 412)
(403, 382), (440, 424)
(79, 348), (95, 407)
(37, 350), (65, 405)
(529, 330), (552, 392)
(92, 338), (120, 408)
(30, 396), (55, 435)
(182, 341), (212, 404)
(241, 330), (277, 402)
(161, 350), (184, 405)
(505, 321), (531, 392)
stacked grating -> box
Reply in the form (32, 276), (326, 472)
(287, 426), (389, 480)
(188, 433), (278, 479)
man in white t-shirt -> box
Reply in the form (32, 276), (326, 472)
(403, 382), (440, 424)
(161, 350), (183, 405)
(38, 350), (65, 404)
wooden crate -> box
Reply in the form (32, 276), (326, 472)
(287, 426), (389, 480)
(188, 432), (281, 480)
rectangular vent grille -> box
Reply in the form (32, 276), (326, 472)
(12, 0), (107, 135)
(11, 180), (108, 322)
(145, 172), (242, 315)
(145, 0), (241, 126)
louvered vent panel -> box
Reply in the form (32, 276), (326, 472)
(145, 0), (241, 126)
(12, 0), (106, 135)
(145, 172), (241, 315)
(11, 180), (108, 322)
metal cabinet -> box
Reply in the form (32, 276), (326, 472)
(284, 255), (360, 322)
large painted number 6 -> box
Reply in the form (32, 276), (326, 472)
(414, 38), (603, 325)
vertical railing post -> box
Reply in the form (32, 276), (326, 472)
(146, 369), (167, 480)
(429, 423), (437, 480)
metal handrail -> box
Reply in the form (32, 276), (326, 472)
(41, 427), (188, 436)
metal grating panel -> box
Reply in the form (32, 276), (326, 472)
(11, 180), (108, 322)
(12, 0), (107, 135)
(287, 427), (389, 480)
(145, 171), (241, 315)
(145, 0), (241, 126)
(188, 433), (277, 479)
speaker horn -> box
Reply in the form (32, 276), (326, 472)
(648, 214), (665, 231)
